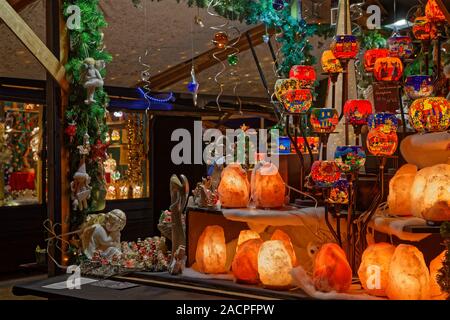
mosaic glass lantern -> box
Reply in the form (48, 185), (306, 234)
(310, 108), (339, 134)
(374, 57), (404, 82)
(291, 137), (320, 154)
(413, 16), (438, 41)
(328, 177), (349, 204)
(388, 35), (413, 59)
(289, 65), (316, 88)
(274, 79), (303, 102)
(331, 35), (359, 60)
(344, 99), (373, 126)
(368, 112), (399, 134)
(367, 129), (398, 157)
(334, 146), (366, 173)
(321, 50), (343, 74)
(280, 89), (313, 113)
(409, 97), (450, 133)
(278, 136), (291, 154)
(404, 75), (434, 99)
(310, 160), (341, 188)
(426, 0), (446, 22)
(364, 49), (390, 72)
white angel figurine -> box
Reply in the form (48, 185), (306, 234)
(80, 209), (127, 259)
(83, 58), (104, 105)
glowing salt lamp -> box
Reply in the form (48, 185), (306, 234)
(321, 50), (343, 74)
(387, 164), (418, 216)
(386, 244), (430, 300)
(358, 242), (396, 296)
(404, 75), (434, 100)
(271, 229), (297, 266)
(367, 129), (398, 157)
(413, 16), (438, 41)
(374, 57), (403, 82)
(364, 49), (389, 72)
(387, 35), (413, 59)
(426, 0), (446, 22)
(218, 163), (250, 208)
(331, 35), (359, 60)
(310, 108), (339, 134)
(409, 97), (450, 133)
(430, 251), (448, 300)
(280, 89), (313, 113)
(310, 160), (341, 188)
(195, 225), (227, 274)
(232, 238), (263, 284)
(410, 164), (450, 222)
(251, 162), (285, 208)
(258, 240), (293, 288)
(334, 146), (366, 173)
(236, 230), (261, 248)
(289, 65), (316, 88)
(313, 243), (352, 293)
(344, 99), (373, 126)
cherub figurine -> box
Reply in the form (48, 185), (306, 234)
(80, 209), (127, 259)
(70, 162), (92, 211)
(83, 58), (104, 105)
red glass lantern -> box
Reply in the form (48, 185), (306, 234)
(426, 0), (446, 22)
(364, 49), (389, 72)
(310, 160), (341, 188)
(367, 129), (398, 157)
(280, 89), (313, 113)
(321, 50), (343, 74)
(388, 35), (413, 59)
(413, 16), (438, 41)
(331, 35), (359, 60)
(291, 137), (320, 154)
(289, 65), (316, 88)
(374, 57), (403, 82)
(344, 99), (373, 126)
(409, 97), (450, 133)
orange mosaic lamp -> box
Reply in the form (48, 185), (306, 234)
(409, 97), (450, 133)
(321, 50), (343, 74)
(289, 65), (316, 88)
(373, 57), (403, 82)
(426, 0), (446, 22)
(413, 16), (438, 41)
(364, 49), (389, 72)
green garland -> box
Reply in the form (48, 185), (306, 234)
(63, 0), (112, 227)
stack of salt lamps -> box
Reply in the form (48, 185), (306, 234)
(364, 49), (389, 72)
(410, 163), (450, 222)
(218, 163), (250, 208)
(251, 162), (285, 208)
(408, 97), (450, 133)
(271, 229), (297, 267)
(321, 50), (343, 74)
(386, 244), (430, 300)
(195, 225), (227, 274)
(430, 251), (448, 300)
(232, 230), (263, 284)
(313, 243), (352, 293)
(358, 243), (396, 296)
(373, 57), (404, 82)
(404, 75), (434, 100)
(387, 164), (418, 216)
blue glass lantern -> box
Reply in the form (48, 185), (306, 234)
(404, 75), (434, 100)
(368, 112), (399, 134)
(278, 136), (291, 154)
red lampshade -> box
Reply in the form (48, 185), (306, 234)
(426, 0), (446, 22)
(367, 129), (398, 157)
(364, 49), (389, 72)
(413, 16), (438, 41)
(289, 65), (316, 88)
(374, 57), (403, 82)
(344, 100), (373, 126)
(331, 35), (359, 60)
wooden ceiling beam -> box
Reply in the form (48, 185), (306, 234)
(141, 24), (270, 91)
(7, 0), (38, 11)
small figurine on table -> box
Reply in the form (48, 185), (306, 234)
(70, 162), (92, 211)
(83, 58), (104, 105)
